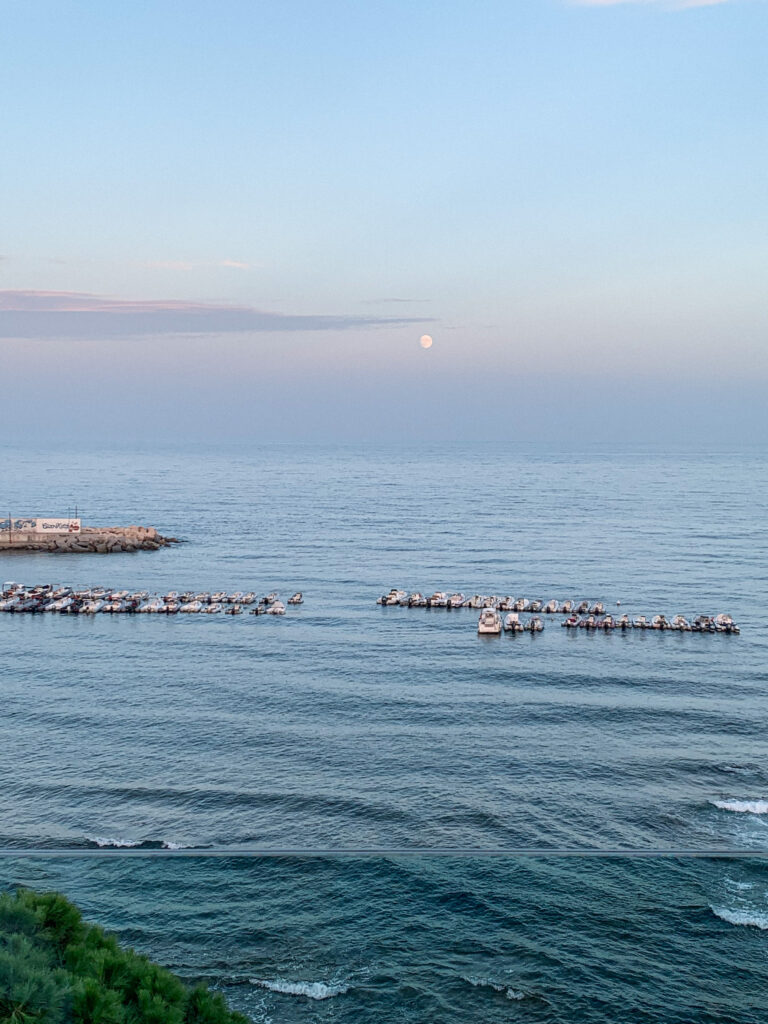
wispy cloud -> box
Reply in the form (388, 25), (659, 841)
(145, 259), (253, 271)
(0, 290), (432, 339)
(571, 0), (733, 7)
(361, 297), (431, 305)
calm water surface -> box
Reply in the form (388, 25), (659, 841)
(1, 443), (766, 1021)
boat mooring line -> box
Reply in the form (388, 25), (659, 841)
(0, 848), (766, 859)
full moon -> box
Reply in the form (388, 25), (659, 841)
(420, 335), (433, 349)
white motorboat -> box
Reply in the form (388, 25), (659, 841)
(428, 592), (448, 607)
(287, 592), (303, 605)
(478, 608), (502, 635)
(715, 613), (739, 634)
(449, 593), (465, 609)
(503, 612), (523, 633)
(267, 601), (286, 615)
(544, 599), (558, 614)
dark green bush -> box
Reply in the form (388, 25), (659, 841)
(0, 891), (249, 1024)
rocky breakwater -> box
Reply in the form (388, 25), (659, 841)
(0, 526), (179, 553)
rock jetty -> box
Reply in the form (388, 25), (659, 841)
(0, 526), (179, 553)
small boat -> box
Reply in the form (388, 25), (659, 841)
(581, 615), (596, 630)
(478, 608), (502, 635)
(526, 616), (544, 633)
(715, 613), (739, 634)
(576, 600), (590, 615)
(206, 603), (222, 614)
(242, 592), (256, 604)
(503, 612), (524, 633)
(267, 601), (286, 615)
(559, 600), (574, 614)
(563, 614), (580, 628)
(602, 615), (615, 630)
(408, 593), (426, 607)
(590, 602), (604, 616)
(633, 615), (650, 629)
(287, 593), (303, 605)
(449, 593), (465, 609)
(385, 589), (406, 606)
(528, 600), (543, 613)
(544, 599), (558, 614)
(428, 592), (448, 607)
(513, 598), (527, 612)
(250, 605), (267, 615)
(651, 614), (669, 630)
(617, 614), (631, 630)
(225, 604), (242, 615)
(671, 614), (691, 631)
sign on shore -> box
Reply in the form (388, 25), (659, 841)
(0, 518), (81, 534)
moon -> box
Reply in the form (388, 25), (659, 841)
(420, 334), (433, 349)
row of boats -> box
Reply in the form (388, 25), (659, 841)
(379, 590), (612, 613)
(478, 609), (740, 635)
(0, 583), (303, 617)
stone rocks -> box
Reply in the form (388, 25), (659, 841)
(0, 526), (179, 554)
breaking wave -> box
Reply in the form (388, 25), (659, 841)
(711, 800), (768, 814)
(710, 906), (768, 930)
(462, 976), (526, 1000)
(86, 836), (142, 849)
(84, 836), (195, 850)
(251, 979), (350, 1000)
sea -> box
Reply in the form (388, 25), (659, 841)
(0, 442), (766, 1023)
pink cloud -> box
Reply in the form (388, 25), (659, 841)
(0, 290), (432, 339)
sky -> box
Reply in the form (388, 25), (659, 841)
(1, 0), (766, 441)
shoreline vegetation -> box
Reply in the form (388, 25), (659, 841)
(0, 889), (248, 1023)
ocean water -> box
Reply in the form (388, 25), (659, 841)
(1, 442), (767, 1022)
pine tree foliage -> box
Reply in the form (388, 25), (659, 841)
(0, 891), (249, 1024)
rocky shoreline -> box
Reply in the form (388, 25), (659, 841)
(0, 525), (179, 553)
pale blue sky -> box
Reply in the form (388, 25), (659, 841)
(1, 0), (766, 440)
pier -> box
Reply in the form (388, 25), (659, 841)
(0, 525), (178, 553)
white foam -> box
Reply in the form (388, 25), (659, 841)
(724, 878), (754, 891)
(252, 979), (349, 1000)
(86, 835), (141, 848)
(162, 841), (190, 850)
(711, 800), (768, 815)
(463, 976), (526, 1000)
(711, 906), (768, 930)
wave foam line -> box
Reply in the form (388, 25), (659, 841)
(463, 976), (526, 1000)
(251, 979), (349, 1000)
(86, 836), (142, 849)
(711, 906), (768, 930)
(711, 800), (768, 815)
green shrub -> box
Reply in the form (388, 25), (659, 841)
(0, 890), (248, 1024)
